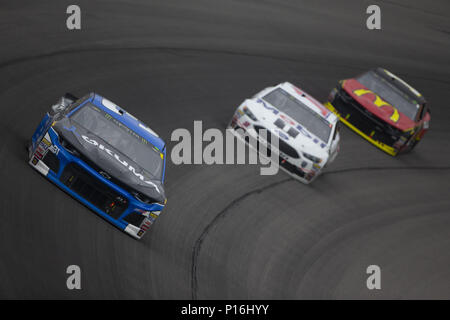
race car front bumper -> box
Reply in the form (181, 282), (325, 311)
(324, 85), (416, 157)
(227, 116), (322, 184)
(324, 101), (399, 156)
(28, 127), (163, 239)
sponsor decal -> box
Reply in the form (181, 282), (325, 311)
(35, 149), (44, 160)
(279, 114), (296, 126)
(150, 212), (158, 219)
(140, 219), (152, 234)
(258, 100), (328, 149)
(353, 88), (400, 122)
(81, 135), (161, 194)
(35, 133), (57, 161)
(38, 136), (50, 153)
(63, 125), (80, 136)
(295, 124), (312, 139)
(49, 145), (60, 155)
(37, 144), (46, 153)
(257, 99), (279, 114)
(275, 129), (289, 141)
(42, 138), (51, 147)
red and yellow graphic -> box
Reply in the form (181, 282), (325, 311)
(342, 79), (416, 131)
(352, 89), (400, 123)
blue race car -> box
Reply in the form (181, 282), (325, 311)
(28, 93), (167, 239)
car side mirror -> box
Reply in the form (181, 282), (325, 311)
(51, 103), (63, 114)
(51, 98), (67, 114)
(50, 95), (75, 116)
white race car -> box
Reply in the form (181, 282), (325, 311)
(228, 82), (341, 184)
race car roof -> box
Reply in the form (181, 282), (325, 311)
(251, 83), (338, 150)
(68, 93), (165, 151)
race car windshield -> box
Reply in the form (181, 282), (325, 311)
(71, 103), (164, 180)
(357, 71), (419, 120)
(263, 88), (332, 143)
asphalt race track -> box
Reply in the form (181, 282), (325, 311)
(1, 0), (450, 299)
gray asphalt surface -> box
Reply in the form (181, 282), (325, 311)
(0, 0), (449, 299)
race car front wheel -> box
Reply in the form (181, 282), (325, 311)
(25, 140), (33, 160)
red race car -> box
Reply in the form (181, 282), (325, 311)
(325, 68), (430, 156)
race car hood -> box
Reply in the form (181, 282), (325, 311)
(53, 119), (165, 203)
(249, 99), (331, 161)
(342, 79), (416, 131)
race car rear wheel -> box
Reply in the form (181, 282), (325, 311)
(407, 139), (420, 152)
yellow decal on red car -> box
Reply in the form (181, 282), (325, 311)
(353, 89), (400, 123)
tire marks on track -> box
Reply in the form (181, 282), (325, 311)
(190, 164), (450, 299)
(190, 177), (292, 299)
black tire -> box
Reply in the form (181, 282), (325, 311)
(25, 140), (32, 160)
